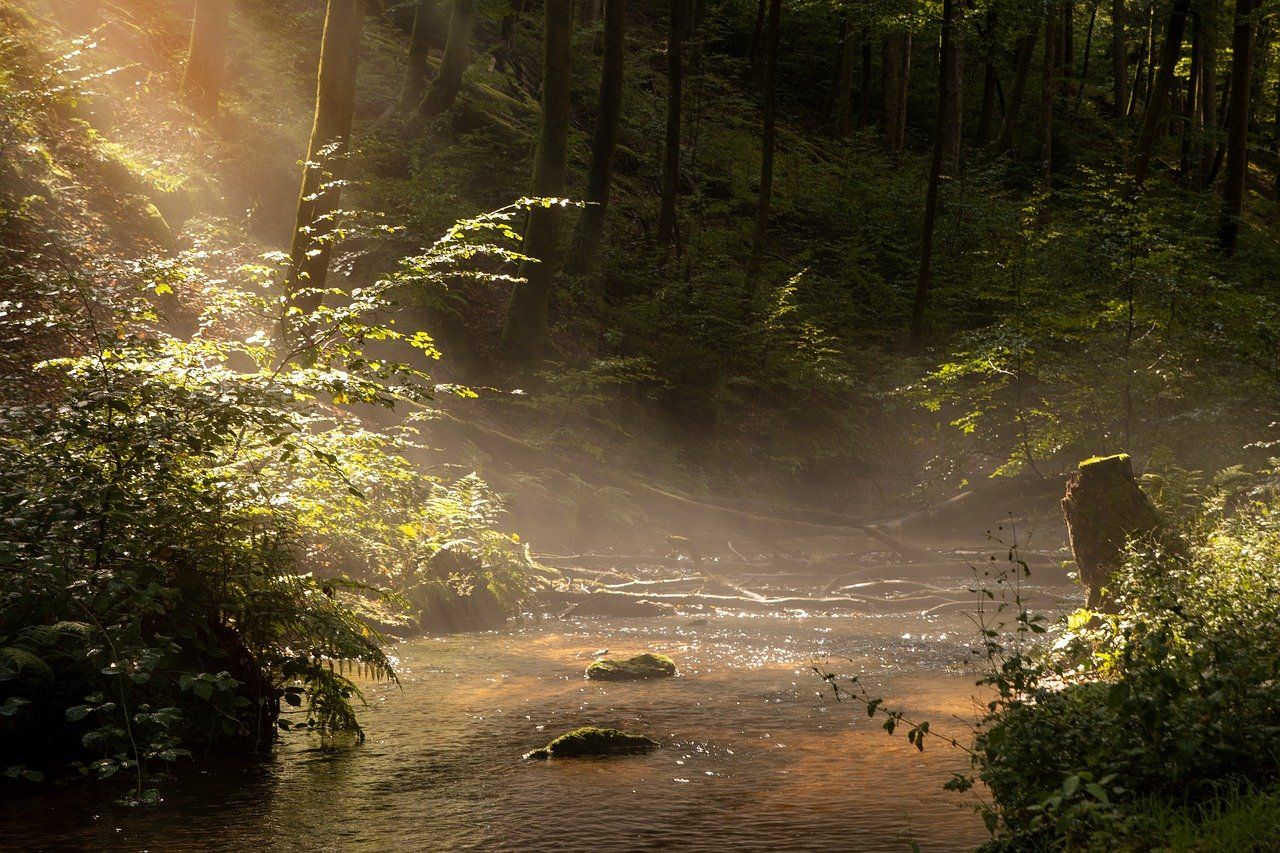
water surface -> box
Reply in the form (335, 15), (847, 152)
(0, 568), (1076, 852)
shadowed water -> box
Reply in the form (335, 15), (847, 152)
(0, 571), (1077, 852)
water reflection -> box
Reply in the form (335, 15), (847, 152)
(0, 578), (1076, 852)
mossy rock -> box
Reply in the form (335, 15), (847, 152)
(523, 726), (659, 760)
(585, 653), (676, 681)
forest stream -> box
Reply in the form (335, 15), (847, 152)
(0, 561), (1077, 852)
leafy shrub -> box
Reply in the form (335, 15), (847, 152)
(974, 493), (1280, 848)
(822, 480), (1280, 849)
(0, 202), (539, 796)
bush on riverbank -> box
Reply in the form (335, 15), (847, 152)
(973, 475), (1280, 849)
(0, 195), (540, 795)
(824, 467), (1280, 850)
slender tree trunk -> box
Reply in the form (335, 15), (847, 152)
(419, 0), (474, 120)
(911, 0), (957, 350)
(1042, 3), (1056, 186)
(882, 33), (903, 144)
(1112, 0), (1127, 117)
(998, 30), (1037, 153)
(566, 0), (625, 276)
(747, 0), (781, 282)
(180, 0), (232, 118)
(578, 0), (597, 28)
(1063, 2), (1075, 77)
(837, 12), (856, 136)
(750, 0), (766, 59)
(501, 0), (574, 359)
(285, 0), (364, 310)
(1132, 0), (1192, 184)
(857, 30), (873, 130)
(390, 1), (436, 115)
(1249, 24), (1272, 133)
(892, 34), (913, 158)
(1180, 16), (1202, 179)
(1274, 75), (1280, 216)
(1197, 6), (1219, 189)
(1127, 19), (1149, 115)
(498, 0), (524, 77)
(942, 5), (965, 167)
(1219, 0), (1257, 251)
(976, 7), (1000, 147)
(1143, 3), (1157, 98)
(1075, 0), (1097, 111)
(978, 58), (1000, 145)
(658, 0), (683, 246)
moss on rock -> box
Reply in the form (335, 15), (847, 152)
(584, 652), (677, 681)
(523, 726), (659, 759)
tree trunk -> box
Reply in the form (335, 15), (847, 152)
(1179, 16), (1201, 179)
(976, 7), (1000, 147)
(500, 0), (574, 360)
(498, 0), (525, 77)
(941, 4), (965, 168)
(285, 0), (364, 311)
(1111, 0), (1127, 117)
(180, 0), (232, 118)
(997, 30), (1037, 153)
(1197, 6), (1219, 189)
(746, 0), (781, 282)
(1249, 24), (1272, 134)
(1061, 454), (1163, 610)
(566, 0), (625, 277)
(857, 30), (872, 130)
(419, 0), (474, 120)
(1127, 17), (1148, 115)
(578, 0), (597, 28)
(1063, 2), (1075, 76)
(390, 0), (436, 114)
(1042, 3), (1055, 186)
(1132, 0), (1192, 184)
(1219, 0), (1257, 251)
(910, 0), (957, 350)
(895, 34), (912, 155)
(836, 12), (856, 137)
(1074, 0), (1097, 112)
(882, 33), (903, 145)
(750, 0), (766, 59)
(657, 0), (683, 247)
(1274, 75), (1280, 216)
(1143, 2), (1157, 98)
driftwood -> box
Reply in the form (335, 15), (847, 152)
(1061, 454), (1162, 609)
(549, 587), (877, 614)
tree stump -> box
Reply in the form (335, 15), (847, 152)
(1061, 454), (1161, 610)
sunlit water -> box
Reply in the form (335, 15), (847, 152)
(0, 569), (1077, 852)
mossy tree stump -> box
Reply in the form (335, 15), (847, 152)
(1061, 454), (1162, 610)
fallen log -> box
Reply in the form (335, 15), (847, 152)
(548, 587), (875, 614)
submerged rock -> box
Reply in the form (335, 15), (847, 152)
(523, 726), (659, 760)
(585, 652), (677, 681)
